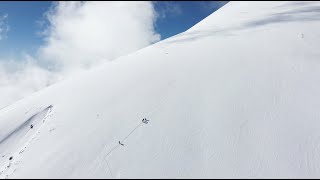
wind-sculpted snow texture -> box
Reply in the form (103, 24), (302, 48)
(1, 1), (320, 178)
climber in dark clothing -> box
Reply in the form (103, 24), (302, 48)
(30, 124), (34, 129)
(119, 141), (124, 146)
(142, 118), (149, 124)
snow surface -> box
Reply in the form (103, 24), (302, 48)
(1, 1), (320, 178)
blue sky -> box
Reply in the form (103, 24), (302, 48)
(0, 1), (227, 60)
(0, 1), (52, 60)
(154, 1), (227, 39)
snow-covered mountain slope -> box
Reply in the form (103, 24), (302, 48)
(1, 1), (320, 178)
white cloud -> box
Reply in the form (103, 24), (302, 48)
(0, 14), (9, 40)
(0, 57), (61, 108)
(0, 1), (160, 109)
(38, 1), (160, 72)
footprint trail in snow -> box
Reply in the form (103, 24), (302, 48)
(0, 105), (54, 178)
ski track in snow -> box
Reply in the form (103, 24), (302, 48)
(90, 120), (148, 179)
(0, 105), (54, 179)
(87, 78), (176, 178)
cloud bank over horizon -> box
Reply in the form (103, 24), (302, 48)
(0, 1), (160, 108)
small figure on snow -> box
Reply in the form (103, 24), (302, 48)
(119, 141), (124, 146)
(142, 118), (149, 124)
(30, 124), (33, 129)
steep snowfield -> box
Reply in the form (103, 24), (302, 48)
(1, 1), (320, 178)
